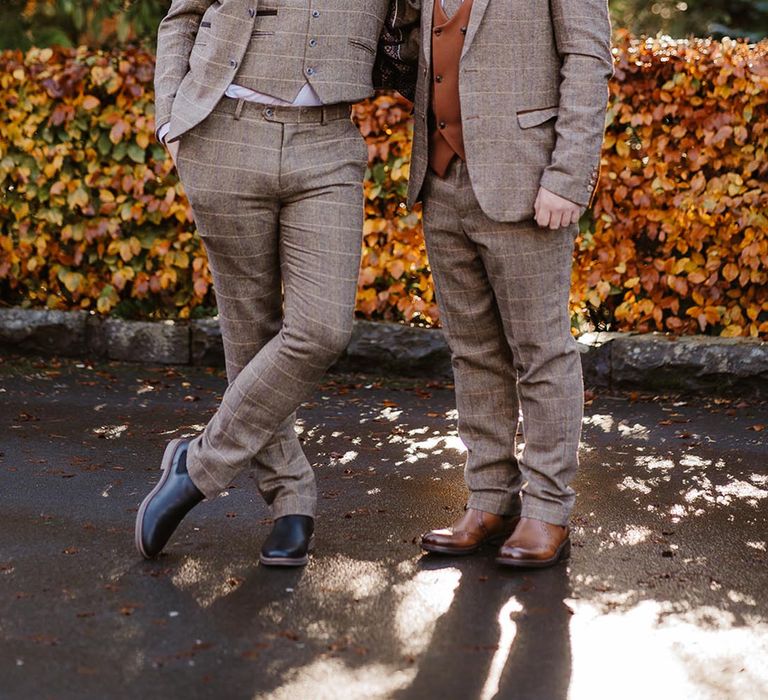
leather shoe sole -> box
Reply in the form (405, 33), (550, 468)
(134, 438), (184, 560)
(259, 535), (315, 567)
(495, 537), (571, 569)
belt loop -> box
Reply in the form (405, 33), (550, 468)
(234, 98), (245, 121)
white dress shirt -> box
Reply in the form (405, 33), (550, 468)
(158, 81), (323, 143)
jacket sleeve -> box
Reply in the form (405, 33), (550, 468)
(373, 0), (421, 102)
(154, 0), (216, 137)
(539, 0), (614, 207)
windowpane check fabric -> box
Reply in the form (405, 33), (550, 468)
(422, 161), (584, 525)
(378, 0), (613, 220)
(176, 99), (368, 516)
(155, 0), (389, 143)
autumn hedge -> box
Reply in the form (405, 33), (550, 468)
(1, 32), (767, 337)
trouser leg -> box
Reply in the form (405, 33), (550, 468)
(176, 105), (318, 516)
(179, 106), (365, 514)
(459, 171), (584, 526)
(422, 163), (523, 517)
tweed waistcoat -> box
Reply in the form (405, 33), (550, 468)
(156, 0), (389, 142)
(429, 0), (473, 176)
(229, 0), (388, 103)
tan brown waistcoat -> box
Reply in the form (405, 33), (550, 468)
(429, 0), (473, 177)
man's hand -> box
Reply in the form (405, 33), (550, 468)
(534, 186), (582, 230)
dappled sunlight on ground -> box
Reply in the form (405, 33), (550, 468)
(393, 565), (461, 656)
(0, 358), (765, 698)
(265, 659), (417, 700)
(568, 599), (768, 699)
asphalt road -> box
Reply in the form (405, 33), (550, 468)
(0, 355), (766, 700)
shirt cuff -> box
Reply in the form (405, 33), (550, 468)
(157, 122), (171, 144)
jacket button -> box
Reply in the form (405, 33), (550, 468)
(312, 9), (320, 17)
(460, 27), (467, 34)
(439, 121), (446, 129)
(309, 38), (318, 47)
(435, 75), (443, 83)
(306, 67), (316, 76)
(229, 59), (238, 68)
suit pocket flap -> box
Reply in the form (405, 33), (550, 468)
(517, 106), (559, 129)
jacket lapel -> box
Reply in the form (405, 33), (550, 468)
(422, 0), (435, 68)
(461, 0), (490, 59)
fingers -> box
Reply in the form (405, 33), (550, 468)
(536, 205), (550, 229)
(538, 205), (579, 230)
(535, 188), (582, 230)
(534, 189), (542, 225)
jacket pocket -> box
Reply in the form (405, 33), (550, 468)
(348, 37), (376, 55)
(517, 106), (559, 129)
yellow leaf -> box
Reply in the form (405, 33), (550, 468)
(720, 325), (743, 337)
(135, 132), (150, 149)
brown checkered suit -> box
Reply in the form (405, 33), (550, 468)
(156, 0), (388, 142)
(379, 0), (613, 524)
(155, 1), (387, 517)
(380, 0), (613, 217)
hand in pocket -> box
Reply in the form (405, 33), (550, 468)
(166, 139), (180, 167)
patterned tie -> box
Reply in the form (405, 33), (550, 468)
(442, 0), (463, 18)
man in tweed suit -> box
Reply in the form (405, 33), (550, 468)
(378, 0), (613, 567)
(136, 0), (389, 566)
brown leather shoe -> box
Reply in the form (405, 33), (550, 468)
(421, 508), (518, 555)
(496, 517), (571, 568)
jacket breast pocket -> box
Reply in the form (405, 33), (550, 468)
(517, 106), (559, 129)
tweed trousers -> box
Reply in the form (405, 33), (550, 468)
(176, 98), (367, 518)
(423, 160), (584, 526)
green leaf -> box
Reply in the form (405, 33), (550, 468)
(127, 142), (146, 164)
(97, 132), (112, 156)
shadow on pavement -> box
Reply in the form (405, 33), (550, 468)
(0, 356), (765, 699)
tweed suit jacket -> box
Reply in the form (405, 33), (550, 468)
(380, 0), (613, 221)
(155, 0), (388, 143)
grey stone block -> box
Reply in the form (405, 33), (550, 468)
(191, 318), (225, 367)
(339, 319), (452, 377)
(2, 307), (767, 395)
(576, 331), (624, 388)
(85, 314), (107, 358)
(104, 319), (190, 365)
(0, 308), (87, 357)
(610, 333), (768, 394)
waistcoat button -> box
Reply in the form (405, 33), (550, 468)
(312, 10), (320, 17)
(248, 7), (256, 17)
